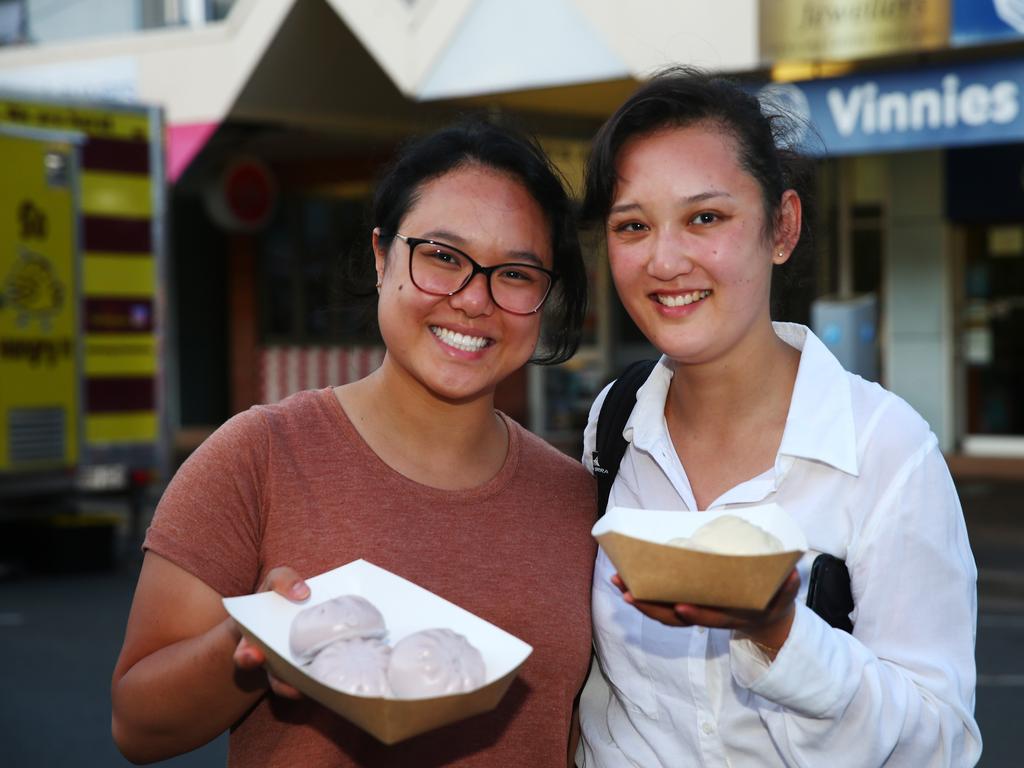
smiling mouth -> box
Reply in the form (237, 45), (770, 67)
(430, 325), (492, 352)
(655, 290), (712, 307)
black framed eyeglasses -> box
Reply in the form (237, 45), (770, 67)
(395, 233), (557, 315)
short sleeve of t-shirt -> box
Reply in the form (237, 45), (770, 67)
(144, 407), (270, 597)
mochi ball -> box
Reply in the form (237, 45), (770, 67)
(387, 628), (486, 699)
(289, 594), (387, 662)
(307, 638), (393, 697)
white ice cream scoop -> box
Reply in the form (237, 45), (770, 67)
(668, 514), (784, 555)
(289, 594), (387, 662)
(387, 628), (486, 699)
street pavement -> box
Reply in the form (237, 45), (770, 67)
(0, 480), (1021, 767)
(0, 545), (228, 767)
(960, 480), (1024, 768)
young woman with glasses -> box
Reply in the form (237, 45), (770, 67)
(576, 69), (980, 767)
(111, 120), (596, 767)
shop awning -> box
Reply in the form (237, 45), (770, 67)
(0, 0), (759, 181)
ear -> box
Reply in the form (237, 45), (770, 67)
(371, 227), (386, 285)
(772, 189), (802, 265)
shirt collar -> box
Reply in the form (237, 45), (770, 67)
(622, 357), (673, 451)
(773, 322), (859, 476)
(621, 323), (859, 477)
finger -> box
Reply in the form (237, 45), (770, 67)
(610, 574), (628, 593)
(766, 570), (801, 612)
(233, 636), (266, 669)
(631, 598), (692, 627)
(260, 566), (310, 602)
(674, 604), (738, 629)
(784, 569), (801, 596)
(700, 571), (800, 629)
(267, 674), (304, 700)
(674, 597), (791, 631)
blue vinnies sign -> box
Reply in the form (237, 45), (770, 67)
(759, 57), (1024, 156)
(953, 0), (1024, 46)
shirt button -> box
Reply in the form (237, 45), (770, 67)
(701, 721), (715, 735)
(697, 626), (706, 634)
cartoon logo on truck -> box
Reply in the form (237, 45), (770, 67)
(0, 246), (65, 331)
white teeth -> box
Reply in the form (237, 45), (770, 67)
(656, 290), (711, 307)
(431, 326), (490, 352)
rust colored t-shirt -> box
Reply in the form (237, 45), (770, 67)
(145, 388), (596, 767)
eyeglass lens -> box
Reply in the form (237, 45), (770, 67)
(410, 241), (552, 314)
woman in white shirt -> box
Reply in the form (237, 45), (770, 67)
(576, 67), (981, 767)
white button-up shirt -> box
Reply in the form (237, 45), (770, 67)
(578, 323), (981, 768)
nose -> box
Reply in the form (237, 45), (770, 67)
(647, 230), (695, 281)
(448, 272), (495, 317)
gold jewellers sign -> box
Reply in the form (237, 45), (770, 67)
(760, 0), (951, 62)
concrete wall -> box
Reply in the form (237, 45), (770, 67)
(883, 150), (955, 450)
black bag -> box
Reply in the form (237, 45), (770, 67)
(593, 360), (854, 632)
(593, 359), (659, 519)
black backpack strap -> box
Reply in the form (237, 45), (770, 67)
(594, 359), (658, 518)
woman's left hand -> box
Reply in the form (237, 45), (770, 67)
(611, 569), (800, 656)
(232, 566), (311, 699)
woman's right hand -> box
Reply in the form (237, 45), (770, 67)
(113, 553), (305, 763)
(612, 568), (801, 658)
(232, 566), (311, 699)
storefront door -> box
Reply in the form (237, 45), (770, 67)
(960, 225), (1024, 455)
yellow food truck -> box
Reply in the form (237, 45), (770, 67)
(0, 125), (80, 488)
(0, 95), (165, 555)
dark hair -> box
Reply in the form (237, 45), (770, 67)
(371, 118), (587, 365)
(581, 67), (814, 313)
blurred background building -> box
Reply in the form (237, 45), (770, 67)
(1, 0), (1022, 515)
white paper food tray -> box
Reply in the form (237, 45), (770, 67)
(222, 559), (532, 744)
(592, 504), (807, 609)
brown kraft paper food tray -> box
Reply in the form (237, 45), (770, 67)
(222, 559), (533, 745)
(592, 504), (807, 610)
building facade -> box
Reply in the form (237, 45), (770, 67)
(2, 0), (1021, 466)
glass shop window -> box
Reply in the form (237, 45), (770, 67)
(963, 226), (1024, 436)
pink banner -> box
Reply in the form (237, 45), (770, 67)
(166, 122), (219, 182)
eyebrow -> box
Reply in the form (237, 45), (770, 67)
(419, 229), (545, 267)
(609, 189), (733, 215)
